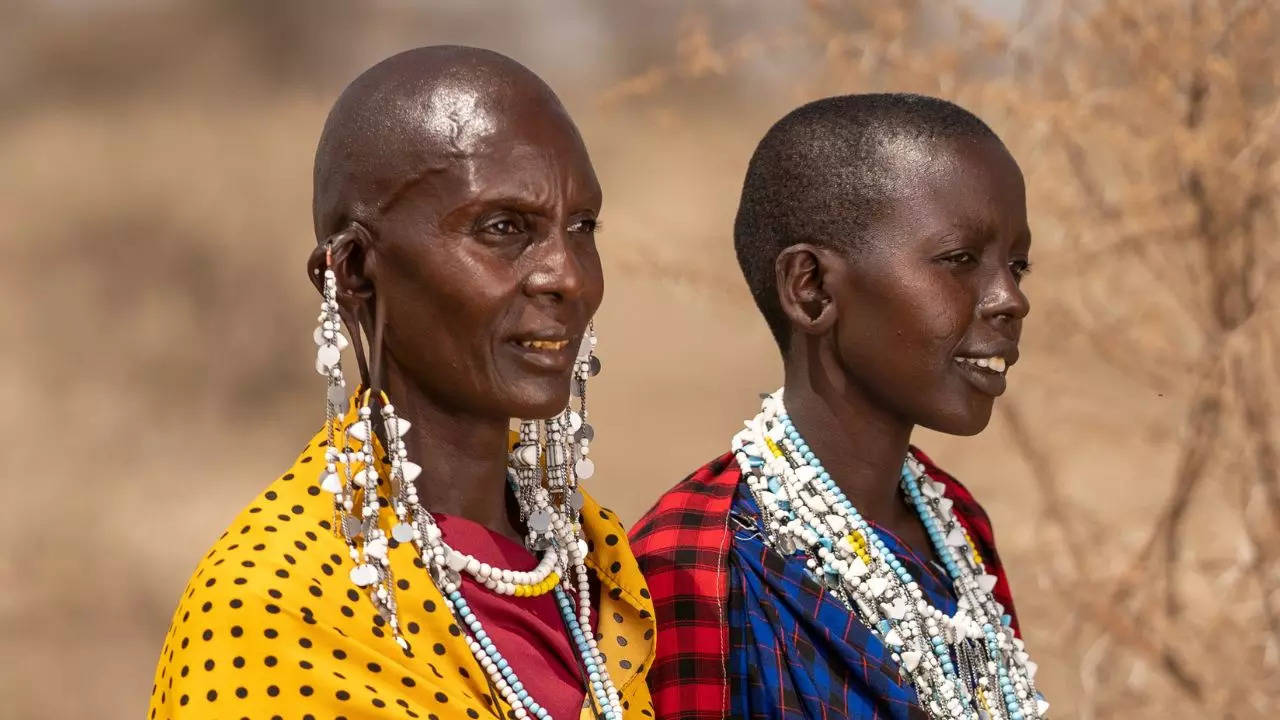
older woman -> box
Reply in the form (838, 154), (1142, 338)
(148, 47), (653, 720)
(632, 94), (1046, 720)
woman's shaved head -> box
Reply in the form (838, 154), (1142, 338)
(312, 45), (577, 240)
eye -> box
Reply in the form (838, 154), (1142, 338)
(939, 250), (979, 267)
(1010, 258), (1033, 281)
(568, 217), (601, 234)
(481, 216), (524, 236)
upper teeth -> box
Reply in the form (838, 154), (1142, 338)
(958, 356), (1007, 373)
(520, 340), (567, 350)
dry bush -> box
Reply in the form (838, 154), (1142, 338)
(599, 1), (1280, 716)
(4, 1), (1276, 718)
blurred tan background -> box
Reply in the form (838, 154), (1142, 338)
(3, 1), (1278, 718)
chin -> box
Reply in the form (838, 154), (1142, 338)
(920, 403), (994, 437)
(504, 380), (573, 420)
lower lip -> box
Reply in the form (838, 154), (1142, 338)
(954, 361), (1008, 396)
(506, 341), (576, 372)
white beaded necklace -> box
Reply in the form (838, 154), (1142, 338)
(328, 400), (623, 720)
(732, 389), (1048, 720)
(313, 266), (623, 720)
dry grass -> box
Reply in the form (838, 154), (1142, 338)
(3, 1), (1277, 718)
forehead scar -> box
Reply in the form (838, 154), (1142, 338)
(376, 163), (451, 217)
(423, 86), (496, 156)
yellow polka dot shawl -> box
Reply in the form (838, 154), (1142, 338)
(147, 429), (656, 720)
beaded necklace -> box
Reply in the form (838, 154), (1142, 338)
(329, 400), (621, 720)
(732, 389), (1048, 720)
(314, 266), (622, 720)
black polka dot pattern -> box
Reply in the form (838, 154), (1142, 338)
(147, 426), (657, 718)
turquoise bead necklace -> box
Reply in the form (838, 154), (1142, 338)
(734, 389), (1047, 720)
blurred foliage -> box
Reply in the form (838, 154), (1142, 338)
(3, 1), (1277, 718)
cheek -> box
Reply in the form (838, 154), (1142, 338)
(885, 275), (970, 360)
(383, 248), (510, 369)
(575, 242), (605, 316)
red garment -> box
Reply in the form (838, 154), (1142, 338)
(436, 514), (588, 719)
(628, 448), (1020, 720)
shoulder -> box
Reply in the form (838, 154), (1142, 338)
(626, 453), (739, 720)
(626, 451), (740, 615)
(628, 452), (741, 556)
(149, 435), (494, 718)
(154, 440), (354, 658)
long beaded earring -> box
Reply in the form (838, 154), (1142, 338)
(313, 248), (409, 648)
(315, 256), (353, 530)
(511, 420), (554, 547)
(564, 322), (599, 517)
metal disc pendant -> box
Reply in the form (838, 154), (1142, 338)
(350, 563), (377, 587)
(566, 411), (583, 433)
(391, 523), (415, 543)
(569, 488), (585, 511)
(588, 355), (601, 376)
(574, 458), (595, 479)
(575, 424), (595, 443)
(342, 515), (363, 540)
(327, 382), (348, 412)
(528, 509), (552, 533)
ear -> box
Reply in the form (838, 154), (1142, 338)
(306, 222), (376, 313)
(775, 244), (837, 339)
(307, 222), (378, 386)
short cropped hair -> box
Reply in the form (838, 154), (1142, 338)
(733, 93), (1000, 350)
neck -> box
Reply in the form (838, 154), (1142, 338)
(380, 362), (523, 544)
(781, 337), (914, 524)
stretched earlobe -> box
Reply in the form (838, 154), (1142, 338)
(307, 222), (377, 387)
(308, 222), (375, 294)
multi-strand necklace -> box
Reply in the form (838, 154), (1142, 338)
(313, 266), (621, 720)
(732, 389), (1048, 720)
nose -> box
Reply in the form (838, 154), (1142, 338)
(522, 227), (586, 303)
(978, 265), (1030, 326)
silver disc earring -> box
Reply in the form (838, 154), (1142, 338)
(567, 322), (599, 514)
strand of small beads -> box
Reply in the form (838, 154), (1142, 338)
(402, 464), (622, 719)
(733, 389), (1048, 720)
(323, 402), (623, 719)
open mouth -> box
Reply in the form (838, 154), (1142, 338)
(953, 355), (1008, 374)
(952, 353), (1014, 396)
(507, 334), (578, 372)
(515, 339), (569, 351)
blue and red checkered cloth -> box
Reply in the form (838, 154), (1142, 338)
(630, 449), (1020, 720)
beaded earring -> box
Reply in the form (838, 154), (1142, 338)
(310, 266), (623, 714)
(314, 259), (352, 528)
(313, 251), (406, 643)
(509, 322), (600, 534)
(570, 321), (600, 484)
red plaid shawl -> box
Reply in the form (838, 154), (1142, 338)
(629, 448), (1019, 720)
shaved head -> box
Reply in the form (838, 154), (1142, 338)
(306, 45), (603, 423)
(312, 45), (577, 241)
